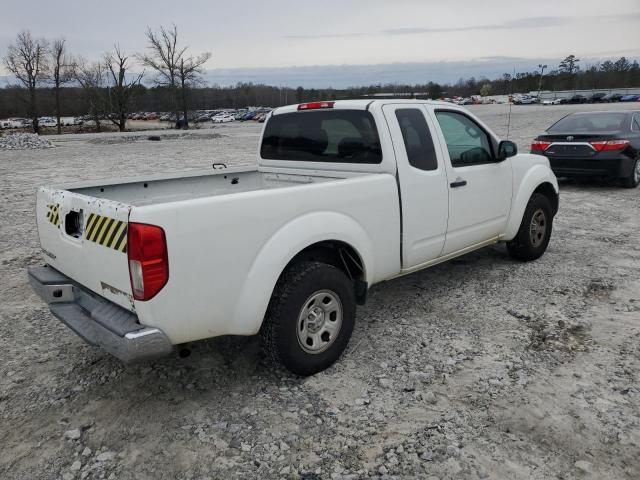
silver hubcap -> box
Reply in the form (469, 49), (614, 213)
(529, 208), (547, 247)
(634, 160), (640, 183)
(297, 290), (343, 354)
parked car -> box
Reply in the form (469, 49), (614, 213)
(588, 92), (607, 103)
(513, 95), (537, 105)
(211, 114), (234, 123)
(542, 99), (562, 106)
(12, 118), (31, 128)
(241, 111), (258, 121)
(531, 110), (640, 187)
(28, 99), (558, 375)
(562, 94), (588, 104)
(620, 94), (640, 102)
(602, 93), (624, 103)
(60, 117), (83, 126)
(38, 117), (57, 128)
(194, 113), (213, 123)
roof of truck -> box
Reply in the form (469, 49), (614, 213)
(272, 99), (455, 115)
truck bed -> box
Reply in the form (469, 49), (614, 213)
(68, 167), (350, 207)
(35, 166), (389, 317)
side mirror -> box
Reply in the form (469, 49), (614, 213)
(497, 140), (518, 160)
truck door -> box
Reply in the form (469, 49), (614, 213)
(429, 108), (512, 255)
(382, 104), (449, 268)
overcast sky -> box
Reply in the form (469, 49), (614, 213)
(1, 0), (639, 86)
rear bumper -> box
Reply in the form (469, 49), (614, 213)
(28, 265), (173, 363)
(545, 156), (635, 178)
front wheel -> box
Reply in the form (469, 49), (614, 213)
(261, 261), (356, 376)
(507, 193), (553, 261)
(622, 158), (640, 188)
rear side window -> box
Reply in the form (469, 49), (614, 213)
(261, 110), (382, 164)
(395, 109), (438, 171)
(548, 113), (628, 132)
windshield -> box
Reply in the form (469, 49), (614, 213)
(261, 110), (382, 164)
(548, 113), (628, 132)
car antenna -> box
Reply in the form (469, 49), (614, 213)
(506, 67), (515, 140)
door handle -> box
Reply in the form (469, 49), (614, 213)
(450, 178), (467, 188)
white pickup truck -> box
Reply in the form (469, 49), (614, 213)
(29, 100), (558, 375)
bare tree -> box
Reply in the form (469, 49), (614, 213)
(73, 58), (105, 132)
(103, 46), (143, 132)
(178, 52), (211, 129)
(50, 38), (74, 134)
(3, 30), (49, 133)
(138, 24), (211, 129)
(138, 25), (181, 126)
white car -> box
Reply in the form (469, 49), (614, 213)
(61, 117), (82, 126)
(211, 114), (234, 123)
(514, 95), (537, 105)
(542, 99), (562, 106)
(29, 100), (558, 375)
(38, 117), (57, 128)
(9, 118), (31, 128)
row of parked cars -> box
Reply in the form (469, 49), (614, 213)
(192, 108), (273, 124)
(441, 96), (499, 106)
(514, 92), (640, 105)
(125, 108), (274, 125)
(0, 116), (84, 129)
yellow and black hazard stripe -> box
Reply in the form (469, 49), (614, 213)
(84, 213), (128, 253)
(46, 204), (61, 228)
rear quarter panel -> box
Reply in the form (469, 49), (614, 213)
(131, 174), (401, 344)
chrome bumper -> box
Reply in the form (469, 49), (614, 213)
(28, 265), (173, 363)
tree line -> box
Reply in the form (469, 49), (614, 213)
(2, 28), (639, 135)
(2, 26), (210, 133)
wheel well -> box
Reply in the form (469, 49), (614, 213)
(534, 182), (559, 216)
(285, 241), (368, 304)
(288, 241), (365, 281)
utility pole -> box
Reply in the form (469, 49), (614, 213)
(537, 64), (547, 99)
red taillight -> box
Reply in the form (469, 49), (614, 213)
(127, 222), (168, 301)
(297, 101), (335, 111)
(531, 140), (552, 152)
(589, 139), (630, 152)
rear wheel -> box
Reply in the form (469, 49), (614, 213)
(507, 193), (553, 261)
(622, 158), (640, 188)
(261, 261), (356, 376)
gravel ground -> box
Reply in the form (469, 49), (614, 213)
(1, 103), (639, 480)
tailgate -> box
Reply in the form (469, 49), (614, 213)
(36, 186), (134, 311)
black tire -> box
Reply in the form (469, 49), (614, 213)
(261, 261), (356, 376)
(621, 158), (640, 188)
(507, 193), (553, 262)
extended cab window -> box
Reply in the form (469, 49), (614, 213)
(395, 109), (438, 171)
(435, 111), (493, 167)
(261, 110), (382, 164)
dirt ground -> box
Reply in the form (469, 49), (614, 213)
(1, 103), (639, 480)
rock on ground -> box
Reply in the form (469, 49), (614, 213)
(0, 133), (53, 150)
